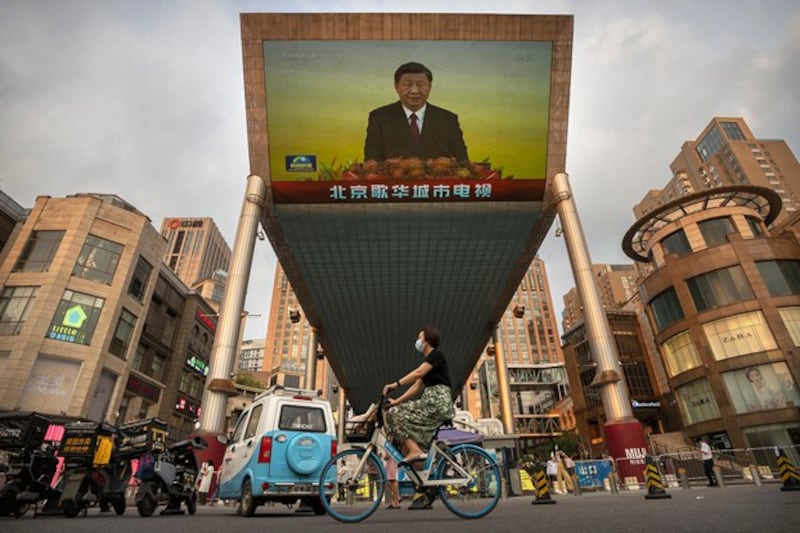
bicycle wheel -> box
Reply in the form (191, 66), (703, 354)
(435, 443), (501, 519)
(318, 448), (385, 523)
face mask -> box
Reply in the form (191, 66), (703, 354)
(414, 339), (425, 353)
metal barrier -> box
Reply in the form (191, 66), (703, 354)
(528, 445), (800, 495)
(651, 445), (800, 488)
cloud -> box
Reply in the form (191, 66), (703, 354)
(2, 1), (799, 340)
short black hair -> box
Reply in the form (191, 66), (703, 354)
(420, 326), (440, 348)
(394, 62), (433, 83)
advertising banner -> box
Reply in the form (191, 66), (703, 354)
(575, 459), (614, 489)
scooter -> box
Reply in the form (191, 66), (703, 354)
(134, 436), (205, 517)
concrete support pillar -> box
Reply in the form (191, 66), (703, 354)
(305, 327), (319, 392)
(199, 174), (266, 434)
(491, 326), (515, 434)
(550, 173), (646, 474)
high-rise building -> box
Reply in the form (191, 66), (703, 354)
(463, 257), (572, 449)
(159, 217), (232, 306)
(239, 338), (265, 373)
(561, 264), (638, 332)
(0, 193), (166, 420)
(625, 182), (800, 458)
(0, 193), (217, 442)
(263, 262), (330, 395)
(562, 310), (682, 457)
(0, 190), (26, 256)
(634, 117), (800, 223)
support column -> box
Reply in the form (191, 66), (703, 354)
(199, 174), (266, 434)
(550, 173), (646, 476)
(305, 327), (319, 392)
(492, 326), (515, 434)
(337, 387), (347, 444)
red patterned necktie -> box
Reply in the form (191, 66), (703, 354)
(410, 113), (420, 144)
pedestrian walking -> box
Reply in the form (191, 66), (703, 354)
(697, 438), (717, 486)
(384, 453), (401, 509)
(197, 459), (215, 504)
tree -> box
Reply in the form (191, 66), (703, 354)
(234, 374), (266, 389)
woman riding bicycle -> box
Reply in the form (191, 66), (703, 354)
(382, 326), (455, 465)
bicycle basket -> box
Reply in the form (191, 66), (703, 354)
(344, 420), (376, 443)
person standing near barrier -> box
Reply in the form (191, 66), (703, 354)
(556, 451), (574, 493)
(697, 438), (717, 486)
(546, 454), (560, 493)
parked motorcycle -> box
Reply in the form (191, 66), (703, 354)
(0, 412), (61, 518)
(58, 421), (132, 518)
(134, 434), (205, 517)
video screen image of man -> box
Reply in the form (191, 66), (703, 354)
(364, 62), (469, 163)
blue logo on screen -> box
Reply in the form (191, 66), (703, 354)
(286, 155), (317, 172)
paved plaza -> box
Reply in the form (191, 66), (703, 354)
(3, 484), (797, 533)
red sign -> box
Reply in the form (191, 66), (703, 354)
(196, 310), (217, 333)
(126, 375), (161, 403)
(271, 178), (545, 204)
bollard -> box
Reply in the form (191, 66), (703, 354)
(572, 474), (581, 496)
(643, 455), (671, 500)
(531, 463), (556, 505)
(749, 465), (762, 487)
(677, 468), (690, 490)
(712, 466), (725, 488)
(608, 472), (619, 494)
(776, 447), (800, 491)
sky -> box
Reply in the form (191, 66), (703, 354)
(1, 0), (799, 340)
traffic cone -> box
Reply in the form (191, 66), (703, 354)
(644, 455), (671, 500)
(531, 463), (556, 505)
(776, 448), (800, 491)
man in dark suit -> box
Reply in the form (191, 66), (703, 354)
(364, 62), (469, 162)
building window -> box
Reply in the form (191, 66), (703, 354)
(746, 216), (764, 237)
(649, 287), (684, 331)
(660, 330), (702, 377)
(72, 234), (124, 285)
(13, 230), (65, 272)
(687, 265), (753, 312)
(722, 362), (799, 414)
(0, 286), (39, 335)
(623, 362), (654, 398)
(756, 260), (800, 297)
(720, 121), (746, 141)
(109, 308), (137, 359)
(675, 378), (720, 425)
(132, 343), (167, 382)
(777, 307), (800, 346)
(696, 126), (724, 162)
(128, 256), (153, 302)
(698, 217), (735, 248)
(702, 310), (777, 360)
(46, 289), (104, 345)
(661, 230), (692, 258)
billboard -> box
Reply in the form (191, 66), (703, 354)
(241, 14), (572, 204)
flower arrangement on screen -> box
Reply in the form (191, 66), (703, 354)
(319, 157), (504, 181)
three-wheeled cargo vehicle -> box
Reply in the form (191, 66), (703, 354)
(58, 420), (132, 517)
(0, 411), (61, 518)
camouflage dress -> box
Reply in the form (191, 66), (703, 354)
(385, 384), (455, 448)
